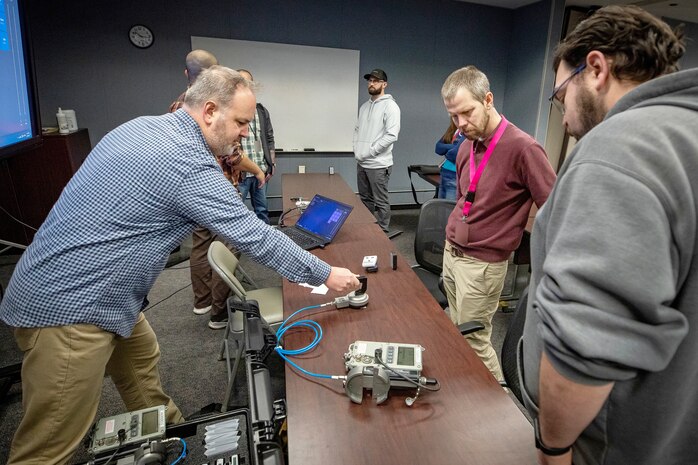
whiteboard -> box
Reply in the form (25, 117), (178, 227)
(191, 37), (360, 152)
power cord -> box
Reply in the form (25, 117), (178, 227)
(0, 205), (38, 231)
(277, 207), (301, 227)
(101, 428), (127, 465)
(142, 284), (191, 311)
(279, 196), (313, 227)
(163, 263), (191, 270)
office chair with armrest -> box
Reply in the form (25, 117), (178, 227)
(500, 286), (528, 404)
(207, 241), (284, 412)
(412, 198), (456, 308)
(407, 164), (440, 205)
(412, 200), (486, 337)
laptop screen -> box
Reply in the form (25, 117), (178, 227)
(295, 194), (353, 241)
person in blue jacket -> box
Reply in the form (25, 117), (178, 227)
(434, 120), (465, 200)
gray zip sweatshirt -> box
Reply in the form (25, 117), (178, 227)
(353, 94), (400, 169)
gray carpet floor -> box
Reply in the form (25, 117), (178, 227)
(0, 208), (522, 463)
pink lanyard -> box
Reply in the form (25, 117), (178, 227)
(461, 116), (508, 220)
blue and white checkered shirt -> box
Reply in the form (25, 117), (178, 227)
(0, 110), (331, 337)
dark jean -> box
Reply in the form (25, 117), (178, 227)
(438, 168), (457, 200)
(237, 176), (270, 224)
(357, 164), (392, 232)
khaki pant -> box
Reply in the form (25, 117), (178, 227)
(7, 313), (184, 465)
(190, 227), (234, 317)
(442, 242), (508, 381)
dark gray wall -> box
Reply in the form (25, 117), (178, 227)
(503, 0), (551, 137)
(26, 0), (552, 209)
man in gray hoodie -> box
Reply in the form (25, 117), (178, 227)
(521, 6), (697, 465)
(353, 68), (401, 233)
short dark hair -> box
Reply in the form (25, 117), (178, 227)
(553, 5), (685, 83)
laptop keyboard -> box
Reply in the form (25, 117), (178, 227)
(282, 227), (319, 249)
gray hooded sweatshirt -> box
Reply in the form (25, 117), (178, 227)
(522, 67), (698, 465)
(353, 94), (400, 169)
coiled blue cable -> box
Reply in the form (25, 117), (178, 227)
(170, 438), (187, 465)
(275, 303), (340, 379)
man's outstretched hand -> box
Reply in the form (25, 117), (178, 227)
(326, 268), (360, 293)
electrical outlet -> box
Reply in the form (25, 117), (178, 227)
(298, 165), (306, 174)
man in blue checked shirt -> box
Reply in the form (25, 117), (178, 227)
(0, 65), (360, 465)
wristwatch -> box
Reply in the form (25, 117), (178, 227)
(534, 417), (573, 456)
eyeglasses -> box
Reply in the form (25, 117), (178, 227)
(549, 63), (586, 115)
(367, 78), (384, 84)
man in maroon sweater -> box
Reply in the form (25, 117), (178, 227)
(440, 66), (556, 381)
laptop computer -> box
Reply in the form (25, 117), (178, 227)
(280, 194), (353, 250)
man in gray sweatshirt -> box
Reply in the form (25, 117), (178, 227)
(353, 68), (401, 233)
(521, 6), (697, 465)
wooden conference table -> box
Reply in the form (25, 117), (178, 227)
(279, 173), (535, 465)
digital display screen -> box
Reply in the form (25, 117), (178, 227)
(296, 195), (353, 241)
(397, 346), (414, 366)
(0, 0), (35, 150)
(141, 410), (159, 435)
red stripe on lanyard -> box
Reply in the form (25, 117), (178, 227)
(462, 116), (508, 220)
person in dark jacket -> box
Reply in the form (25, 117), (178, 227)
(237, 69), (276, 224)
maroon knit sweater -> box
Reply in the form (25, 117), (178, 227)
(446, 119), (556, 262)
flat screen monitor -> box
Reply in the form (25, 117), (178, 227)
(0, 0), (41, 159)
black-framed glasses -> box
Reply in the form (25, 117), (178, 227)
(549, 63), (586, 115)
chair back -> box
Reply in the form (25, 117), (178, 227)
(414, 199), (456, 275)
(207, 241), (247, 300)
(501, 286), (528, 404)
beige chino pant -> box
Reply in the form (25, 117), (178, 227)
(8, 313), (184, 465)
(442, 242), (508, 381)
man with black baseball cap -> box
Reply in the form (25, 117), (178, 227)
(353, 68), (400, 233)
(363, 69), (388, 81)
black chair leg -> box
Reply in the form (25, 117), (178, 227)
(0, 362), (22, 400)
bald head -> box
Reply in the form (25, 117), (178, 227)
(185, 49), (218, 85)
(237, 69), (253, 81)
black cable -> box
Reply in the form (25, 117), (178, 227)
(102, 446), (120, 465)
(374, 348), (441, 392)
(277, 207), (301, 227)
(0, 205), (38, 231)
(143, 284), (191, 311)
(163, 263), (191, 270)
(102, 429), (126, 465)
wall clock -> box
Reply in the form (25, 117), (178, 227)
(129, 24), (154, 49)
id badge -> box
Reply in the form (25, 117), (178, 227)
(254, 140), (262, 153)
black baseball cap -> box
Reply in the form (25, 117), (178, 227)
(363, 69), (388, 82)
